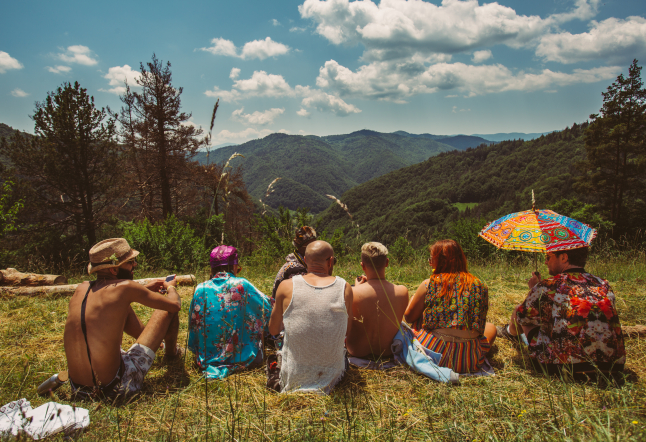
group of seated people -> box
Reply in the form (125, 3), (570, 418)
(62, 229), (626, 399)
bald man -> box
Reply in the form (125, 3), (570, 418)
(269, 241), (352, 394)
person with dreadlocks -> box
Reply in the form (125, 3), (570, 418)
(404, 239), (497, 374)
(271, 226), (317, 299)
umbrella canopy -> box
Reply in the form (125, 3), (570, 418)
(479, 209), (597, 253)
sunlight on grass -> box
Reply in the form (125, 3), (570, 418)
(1, 255), (644, 441)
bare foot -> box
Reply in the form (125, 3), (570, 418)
(162, 346), (185, 364)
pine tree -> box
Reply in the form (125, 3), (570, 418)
(577, 59), (646, 236)
(119, 54), (205, 219)
(0, 81), (120, 246)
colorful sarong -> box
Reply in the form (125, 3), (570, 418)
(413, 326), (490, 374)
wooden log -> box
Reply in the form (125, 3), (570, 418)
(0, 268), (67, 286)
(0, 275), (196, 297)
(622, 325), (646, 339)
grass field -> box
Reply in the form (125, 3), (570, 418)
(1, 252), (645, 441)
(451, 203), (479, 212)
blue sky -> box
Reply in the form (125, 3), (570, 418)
(1, 0), (645, 145)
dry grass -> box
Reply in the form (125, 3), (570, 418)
(1, 254), (645, 441)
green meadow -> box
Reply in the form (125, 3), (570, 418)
(1, 252), (645, 441)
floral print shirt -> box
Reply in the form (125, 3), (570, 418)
(516, 270), (626, 367)
(188, 272), (272, 379)
(422, 274), (489, 334)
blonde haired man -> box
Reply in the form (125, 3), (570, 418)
(347, 242), (409, 359)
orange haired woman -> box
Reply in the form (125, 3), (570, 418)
(405, 239), (497, 373)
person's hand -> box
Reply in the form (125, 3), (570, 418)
(145, 279), (165, 293)
(163, 277), (178, 291)
(528, 271), (541, 288)
(355, 275), (367, 285)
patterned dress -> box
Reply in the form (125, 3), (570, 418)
(516, 269), (626, 371)
(413, 273), (490, 373)
(272, 252), (307, 299)
(188, 272), (272, 379)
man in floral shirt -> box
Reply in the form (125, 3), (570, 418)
(498, 247), (625, 375)
(188, 245), (271, 379)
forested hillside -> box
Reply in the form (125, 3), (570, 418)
(316, 123), (590, 245)
(0, 123), (17, 140)
(198, 130), (456, 212)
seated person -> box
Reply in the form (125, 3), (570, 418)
(497, 246), (626, 376)
(272, 226), (317, 299)
(347, 242), (409, 359)
(188, 245), (271, 379)
(64, 238), (182, 400)
(405, 239), (496, 374)
(269, 240), (353, 393)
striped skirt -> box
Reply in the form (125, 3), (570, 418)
(413, 323), (491, 374)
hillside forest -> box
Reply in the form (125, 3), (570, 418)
(0, 58), (645, 274)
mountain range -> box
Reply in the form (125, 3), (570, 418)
(196, 130), (499, 212)
(316, 123), (588, 245)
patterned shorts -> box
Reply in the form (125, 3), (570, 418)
(117, 343), (156, 394)
(414, 328), (490, 374)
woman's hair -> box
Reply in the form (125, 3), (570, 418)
(428, 239), (475, 298)
(429, 239), (468, 274)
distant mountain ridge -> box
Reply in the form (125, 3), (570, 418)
(316, 123), (588, 244)
(196, 130), (459, 212)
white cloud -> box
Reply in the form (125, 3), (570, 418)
(290, 27), (307, 33)
(452, 106), (470, 113)
(229, 67), (241, 79)
(472, 50), (492, 63)
(0, 51), (23, 73)
(298, 86), (361, 116)
(297, 108), (311, 117)
(47, 65), (72, 74)
(181, 118), (200, 129)
(204, 87), (242, 102)
(316, 59), (621, 101)
(445, 94), (458, 98)
(215, 127), (290, 144)
(201, 38), (238, 57)
(11, 88), (29, 97)
(99, 65), (141, 95)
(537, 16), (646, 64)
(58, 45), (97, 66)
(205, 70), (295, 102)
(201, 37), (290, 60)
(242, 37), (291, 60)
(231, 107), (285, 125)
(298, 0), (600, 61)
(272, 19), (281, 26)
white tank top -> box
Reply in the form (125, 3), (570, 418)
(280, 275), (348, 393)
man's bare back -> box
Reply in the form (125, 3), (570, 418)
(64, 277), (180, 387)
(347, 278), (408, 358)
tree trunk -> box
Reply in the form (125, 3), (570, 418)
(0, 268), (67, 286)
(0, 274), (196, 296)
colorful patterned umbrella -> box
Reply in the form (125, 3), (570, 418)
(479, 209), (597, 253)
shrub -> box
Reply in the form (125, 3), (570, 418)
(121, 215), (206, 272)
(389, 236), (416, 264)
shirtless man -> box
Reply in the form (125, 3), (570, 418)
(347, 242), (409, 359)
(269, 241), (353, 393)
(63, 238), (182, 399)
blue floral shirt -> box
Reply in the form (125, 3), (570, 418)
(188, 272), (271, 379)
